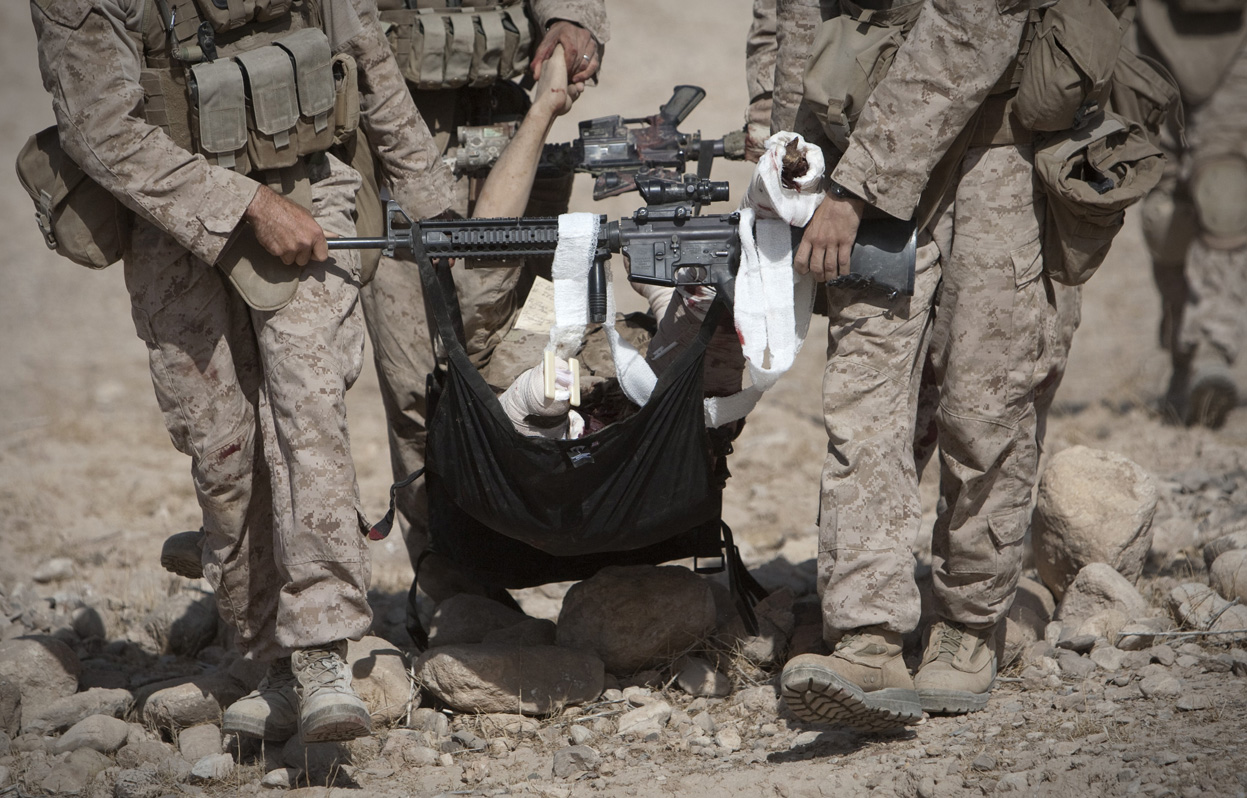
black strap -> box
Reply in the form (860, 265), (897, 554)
(722, 521), (768, 636)
(366, 467), (425, 541)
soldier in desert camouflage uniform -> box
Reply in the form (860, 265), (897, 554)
(780, 0), (1076, 731)
(361, 0), (609, 602)
(31, 0), (453, 743)
(1132, 0), (1247, 428)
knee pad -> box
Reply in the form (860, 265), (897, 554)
(1191, 153), (1247, 249)
(1141, 184), (1197, 263)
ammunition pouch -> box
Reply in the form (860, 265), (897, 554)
(379, 1), (533, 91)
(15, 126), (133, 269)
(143, 27), (358, 175)
(1035, 112), (1165, 285)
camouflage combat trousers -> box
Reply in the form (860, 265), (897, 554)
(360, 85), (573, 596)
(124, 154), (371, 661)
(819, 142), (1062, 638)
(1145, 43), (1247, 370)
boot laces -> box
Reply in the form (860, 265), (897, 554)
(298, 647), (351, 693)
(934, 624), (965, 662)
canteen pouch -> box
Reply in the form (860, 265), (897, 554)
(800, 0), (922, 155)
(1035, 112), (1165, 285)
(1014, 0), (1124, 132)
(15, 126), (132, 269)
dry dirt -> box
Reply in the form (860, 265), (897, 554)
(2, 1), (1247, 796)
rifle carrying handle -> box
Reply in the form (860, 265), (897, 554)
(660, 85), (706, 125)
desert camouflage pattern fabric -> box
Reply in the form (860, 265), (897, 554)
(745, 0), (821, 161)
(362, 0), (606, 591)
(1141, 33), (1247, 369)
(815, 0), (1070, 637)
(31, 0), (454, 659)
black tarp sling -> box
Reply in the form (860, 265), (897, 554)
(394, 249), (766, 645)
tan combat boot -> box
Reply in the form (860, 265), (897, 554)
(293, 641), (371, 743)
(780, 627), (922, 732)
(913, 620), (999, 714)
(222, 657), (299, 741)
(160, 529), (205, 580)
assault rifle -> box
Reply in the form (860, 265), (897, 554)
(328, 177), (740, 325)
(454, 85), (748, 200)
(327, 177), (916, 325)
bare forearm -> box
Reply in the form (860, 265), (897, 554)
(473, 111), (558, 218)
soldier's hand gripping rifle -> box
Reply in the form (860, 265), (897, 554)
(327, 178), (742, 325)
(455, 86), (748, 201)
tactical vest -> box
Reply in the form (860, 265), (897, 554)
(376, 0), (533, 91)
(136, 0), (360, 175)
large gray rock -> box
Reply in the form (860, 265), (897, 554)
(557, 565), (716, 673)
(1032, 446), (1158, 600)
(1210, 550), (1247, 604)
(1055, 563), (1149, 623)
(481, 618), (557, 647)
(415, 644), (603, 715)
(135, 671), (248, 732)
(427, 595), (530, 648)
(55, 714), (130, 754)
(21, 687), (133, 736)
(348, 636), (411, 727)
(0, 636), (80, 720)
(143, 592), (218, 657)
(1168, 583), (1247, 640)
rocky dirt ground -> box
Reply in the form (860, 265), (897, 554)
(3, 1), (1247, 797)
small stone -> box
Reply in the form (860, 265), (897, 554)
(552, 745), (600, 778)
(260, 767), (301, 788)
(972, 753), (997, 771)
(189, 752), (234, 783)
(714, 728), (742, 752)
(1139, 674), (1182, 699)
(1176, 693), (1212, 711)
(178, 723), (222, 763)
(616, 701), (672, 736)
(1090, 646), (1126, 672)
(1057, 634), (1098, 654)
(568, 725), (593, 746)
(32, 558), (75, 584)
(676, 658), (730, 698)
(1057, 651), (1097, 679)
(113, 768), (163, 798)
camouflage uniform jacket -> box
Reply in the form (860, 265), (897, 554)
(528, 0), (609, 47)
(830, 0), (1028, 221)
(31, 0), (454, 267)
